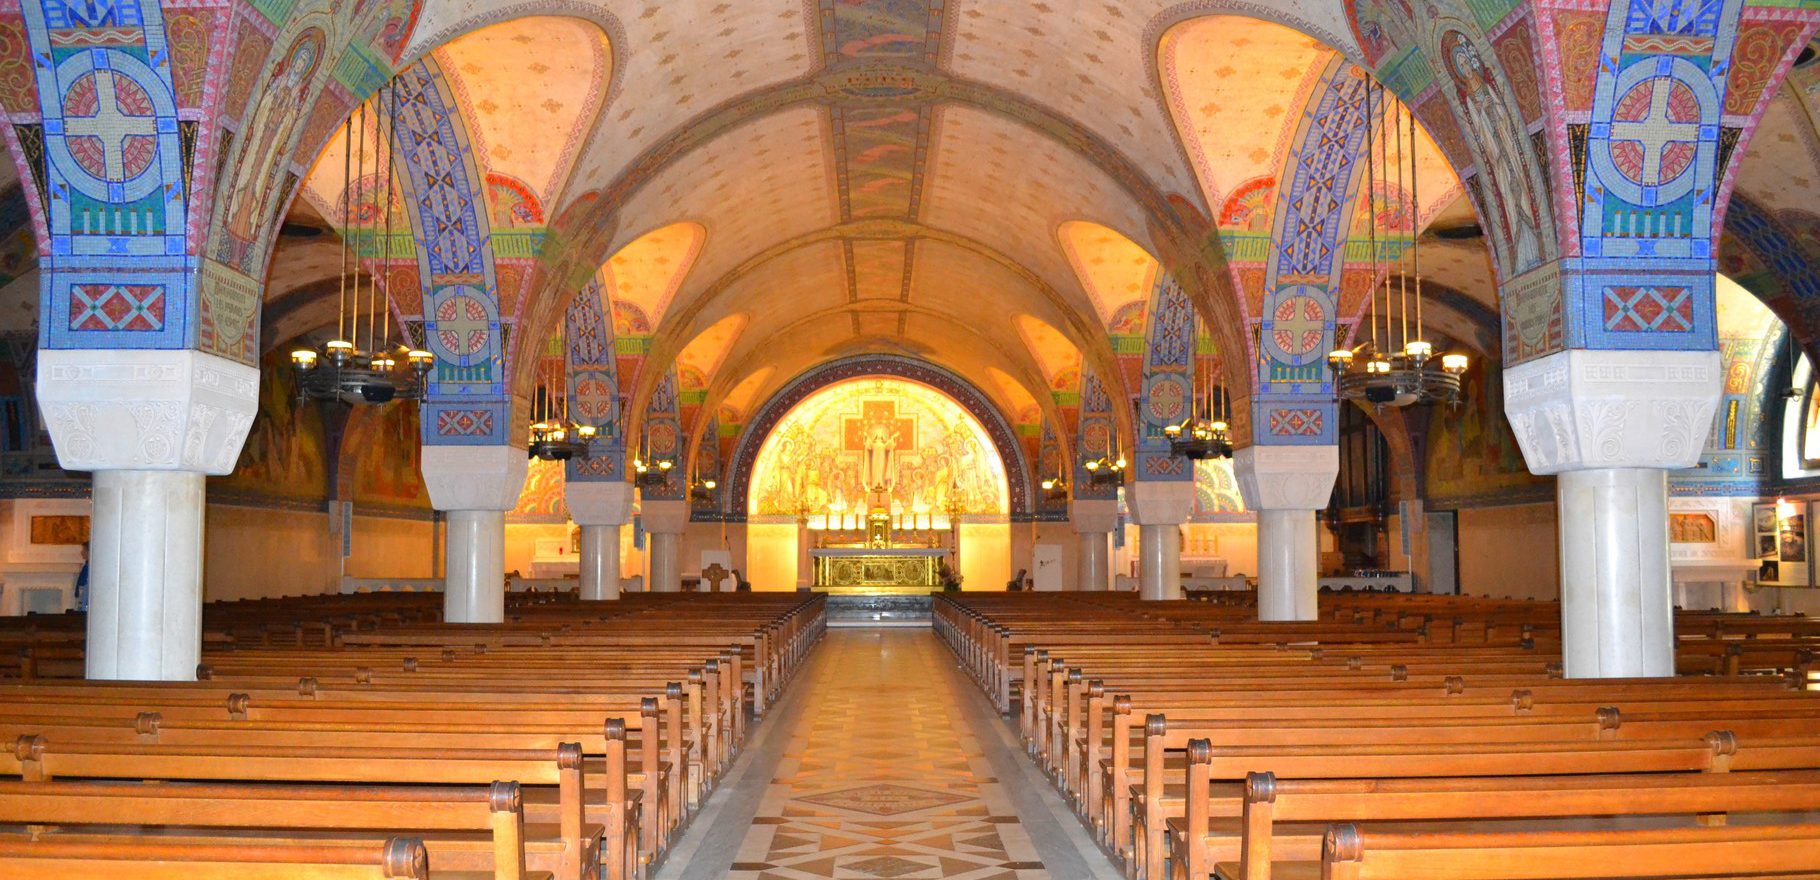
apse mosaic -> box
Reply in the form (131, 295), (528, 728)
(748, 377), (1008, 519)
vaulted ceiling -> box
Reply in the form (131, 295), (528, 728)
(118, 1), (1820, 453)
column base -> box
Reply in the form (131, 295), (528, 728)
(1558, 467), (1675, 678)
(1257, 508), (1319, 621)
(87, 470), (206, 681)
(444, 509), (506, 623)
(579, 524), (621, 601)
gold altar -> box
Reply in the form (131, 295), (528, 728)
(810, 549), (943, 594)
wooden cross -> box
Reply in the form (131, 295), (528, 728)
(702, 563), (730, 592)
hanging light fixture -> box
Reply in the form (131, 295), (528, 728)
(1164, 312), (1234, 460)
(1327, 77), (1468, 407)
(525, 320), (596, 461)
(293, 79), (433, 405)
(1083, 424), (1127, 488)
(1040, 474), (1069, 502)
(632, 427), (675, 489)
(690, 476), (719, 503)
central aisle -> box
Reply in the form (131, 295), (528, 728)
(662, 628), (1119, 880)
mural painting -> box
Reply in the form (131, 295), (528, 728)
(210, 349), (328, 503)
(1424, 359), (1551, 506)
(749, 377), (1008, 520)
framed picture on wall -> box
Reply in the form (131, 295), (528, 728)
(1757, 505), (1778, 534)
(1760, 558), (1781, 583)
(1760, 533), (1780, 558)
(1783, 514), (1809, 563)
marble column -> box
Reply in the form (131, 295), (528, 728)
(1126, 481), (1194, 600)
(566, 481), (634, 601)
(1505, 349), (1721, 678)
(35, 350), (258, 681)
(1555, 468), (1675, 677)
(1071, 499), (1118, 591)
(1235, 445), (1339, 622)
(643, 499), (689, 593)
(796, 516), (814, 589)
(422, 445), (528, 623)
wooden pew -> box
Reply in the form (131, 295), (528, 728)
(0, 779), (542, 880)
(1321, 821), (1820, 879)
(1, 737), (604, 880)
(0, 836), (430, 879)
(1195, 766), (1820, 880)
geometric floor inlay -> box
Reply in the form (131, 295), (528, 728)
(724, 629), (1052, 879)
(796, 784), (973, 816)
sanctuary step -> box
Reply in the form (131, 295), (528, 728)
(824, 593), (934, 628)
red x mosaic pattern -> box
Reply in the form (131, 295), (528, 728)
(1603, 286), (1693, 333)
(435, 409), (496, 437)
(1268, 407), (1324, 436)
(68, 283), (164, 331)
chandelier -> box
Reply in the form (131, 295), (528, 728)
(1327, 77), (1468, 407)
(632, 429), (675, 489)
(1082, 425), (1126, 489)
(525, 322), (596, 461)
(690, 476), (719, 503)
(1040, 475), (1068, 502)
(292, 78), (433, 405)
(1164, 312), (1233, 460)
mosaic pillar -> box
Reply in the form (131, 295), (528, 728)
(422, 445), (527, 623)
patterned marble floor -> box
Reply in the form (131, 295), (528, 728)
(663, 629), (1115, 880)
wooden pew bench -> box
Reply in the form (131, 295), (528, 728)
(1320, 821), (1820, 879)
(0, 835), (430, 879)
(1182, 767), (1820, 880)
(0, 778), (547, 880)
(0, 738), (607, 880)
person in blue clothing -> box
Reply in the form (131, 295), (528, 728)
(74, 544), (89, 612)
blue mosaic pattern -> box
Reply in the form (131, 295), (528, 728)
(1251, 58), (1366, 447)
(1569, 0), (1743, 353)
(25, 0), (192, 353)
(1073, 369), (1118, 501)
(388, 56), (508, 444)
(1136, 272), (1195, 482)
(565, 274), (624, 482)
(639, 368), (684, 501)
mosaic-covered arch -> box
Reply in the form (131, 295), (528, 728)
(724, 355), (1036, 521)
(1254, 55), (1375, 448)
(564, 270), (623, 482)
(387, 54), (510, 445)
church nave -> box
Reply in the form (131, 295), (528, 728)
(660, 628), (1118, 880)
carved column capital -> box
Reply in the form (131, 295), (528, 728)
(1070, 498), (1119, 534)
(35, 349), (258, 475)
(566, 480), (635, 527)
(1234, 444), (1339, 511)
(1126, 480), (1195, 526)
(1502, 349), (1720, 475)
(421, 445), (528, 511)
